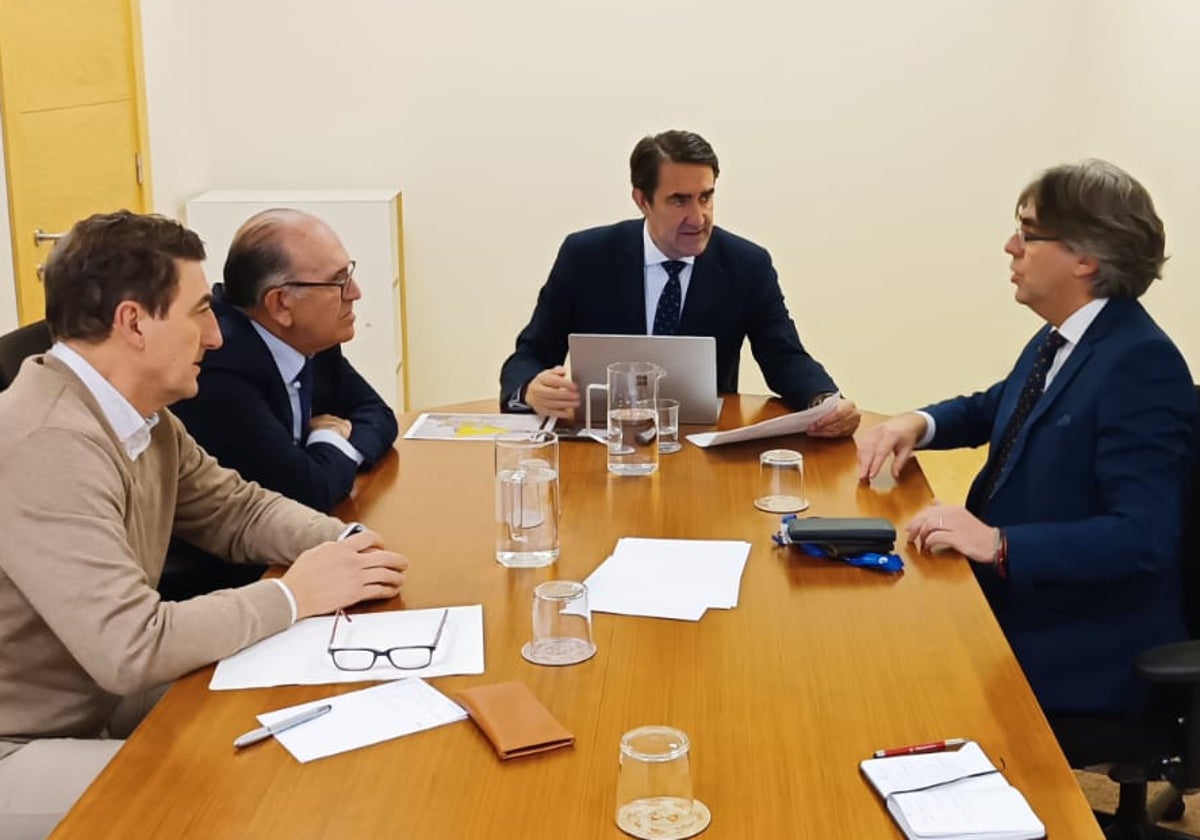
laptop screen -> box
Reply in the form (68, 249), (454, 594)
(567, 333), (721, 426)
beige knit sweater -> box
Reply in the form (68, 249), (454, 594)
(0, 356), (343, 749)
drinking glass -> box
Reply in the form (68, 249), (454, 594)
(754, 449), (808, 513)
(521, 580), (596, 666)
(615, 726), (711, 839)
(657, 398), (681, 454)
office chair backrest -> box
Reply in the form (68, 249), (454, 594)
(0, 320), (52, 392)
(1182, 385), (1200, 639)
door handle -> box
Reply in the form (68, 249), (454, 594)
(33, 228), (66, 246)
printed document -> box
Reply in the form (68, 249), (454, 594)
(258, 678), (468, 763)
(211, 605), (485, 690)
(685, 393), (838, 448)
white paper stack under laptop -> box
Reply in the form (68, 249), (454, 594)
(583, 538), (751, 621)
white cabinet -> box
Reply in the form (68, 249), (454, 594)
(184, 189), (408, 410)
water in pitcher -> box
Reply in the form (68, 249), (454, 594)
(495, 462), (560, 567)
(607, 407), (659, 475)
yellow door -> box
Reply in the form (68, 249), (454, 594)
(0, 0), (151, 322)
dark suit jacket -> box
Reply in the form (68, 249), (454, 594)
(924, 297), (1197, 716)
(499, 220), (837, 410)
(171, 285), (398, 513)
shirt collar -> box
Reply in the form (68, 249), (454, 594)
(642, 221), (697, 269)
(250, 320), (308, 384)
(1055, 297), (1108, 347)
(47, 342), (159, 461)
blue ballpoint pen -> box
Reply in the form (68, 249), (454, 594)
(233, 703), (333, 749)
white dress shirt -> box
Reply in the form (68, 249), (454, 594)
(250, 321), (363, 465)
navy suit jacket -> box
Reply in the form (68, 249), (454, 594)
(499, 220), (837, 410)
(172, 285), (398, 513)
(924, 298), (1197, 715)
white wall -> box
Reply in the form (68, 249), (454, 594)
(136, 0), (1198, 413)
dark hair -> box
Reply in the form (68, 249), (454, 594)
(630, 130), (720, 199)
(1017, 159), (1166, 298)
(222, 209), (301, 307)
(44, 210), (206, 342)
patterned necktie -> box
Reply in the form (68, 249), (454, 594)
(979, 329), (1067, 499)
(652, 260), (686, 336)
(295, 359), (314, 443)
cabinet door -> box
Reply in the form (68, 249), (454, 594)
(185, 192), (405, 409)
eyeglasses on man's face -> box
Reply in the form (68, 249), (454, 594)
(1013, 227), (1062, 247)
(326, 607), (449, 671)
(274, 260), (357, 300)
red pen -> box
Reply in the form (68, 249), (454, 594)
(873, 738), (967, 758)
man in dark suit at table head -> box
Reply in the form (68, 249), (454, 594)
(167, 209), (399, 597)
(857, 160), (1197, 758)
(499, 129), (860, 437)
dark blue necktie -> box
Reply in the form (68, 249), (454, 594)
(295, 360), (314, 443)
(652, 260), (686, 336)
(979, 329), (1067, 499)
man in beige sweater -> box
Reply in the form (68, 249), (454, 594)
(0, 211), (409, 840)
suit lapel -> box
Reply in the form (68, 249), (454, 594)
(616, 222), (649, 334)
(679, 233), (721, 333)
(987, 301), (1124, 495)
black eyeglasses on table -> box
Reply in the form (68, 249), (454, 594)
(326, 607), (449, 671)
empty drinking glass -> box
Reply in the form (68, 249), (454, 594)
(521, 580), (596, 666)
(615, 726), (711, 839)
(754, 449), (808, 513)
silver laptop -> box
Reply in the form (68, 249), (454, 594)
(568, 333), (722, 426)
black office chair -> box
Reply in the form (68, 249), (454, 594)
(0, 319), (52, 391)
(1085, 384), (1200, 839)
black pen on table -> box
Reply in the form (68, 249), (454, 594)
(233, 703), (332, 749)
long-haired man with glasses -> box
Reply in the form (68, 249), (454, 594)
(170, 209), (398, 597)
(857, 160), (1197, 764)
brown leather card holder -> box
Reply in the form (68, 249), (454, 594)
(455, 681), (574, 760)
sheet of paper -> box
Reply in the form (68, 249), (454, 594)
(891, 779), (1044, 839)
(403, 412), (551, 440)
(210, 605), (484, 690)
(258, 678), (468, 763)
(685, 392), (839, 448)
(860, 741), (996, 797)
(583, 538), (750, 621)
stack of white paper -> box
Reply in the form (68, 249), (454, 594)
(583, 538), (751, 621)
(258, 678), (468, 763)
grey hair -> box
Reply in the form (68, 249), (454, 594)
(222, 208), (312, 307)
(1017, 159), (1166, 299)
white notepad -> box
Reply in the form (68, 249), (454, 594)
(860, 741), (1045, 840)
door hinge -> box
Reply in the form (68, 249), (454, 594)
(135, 152), (144, 186)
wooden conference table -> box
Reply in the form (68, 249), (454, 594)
(53, 397), (1101, 839)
